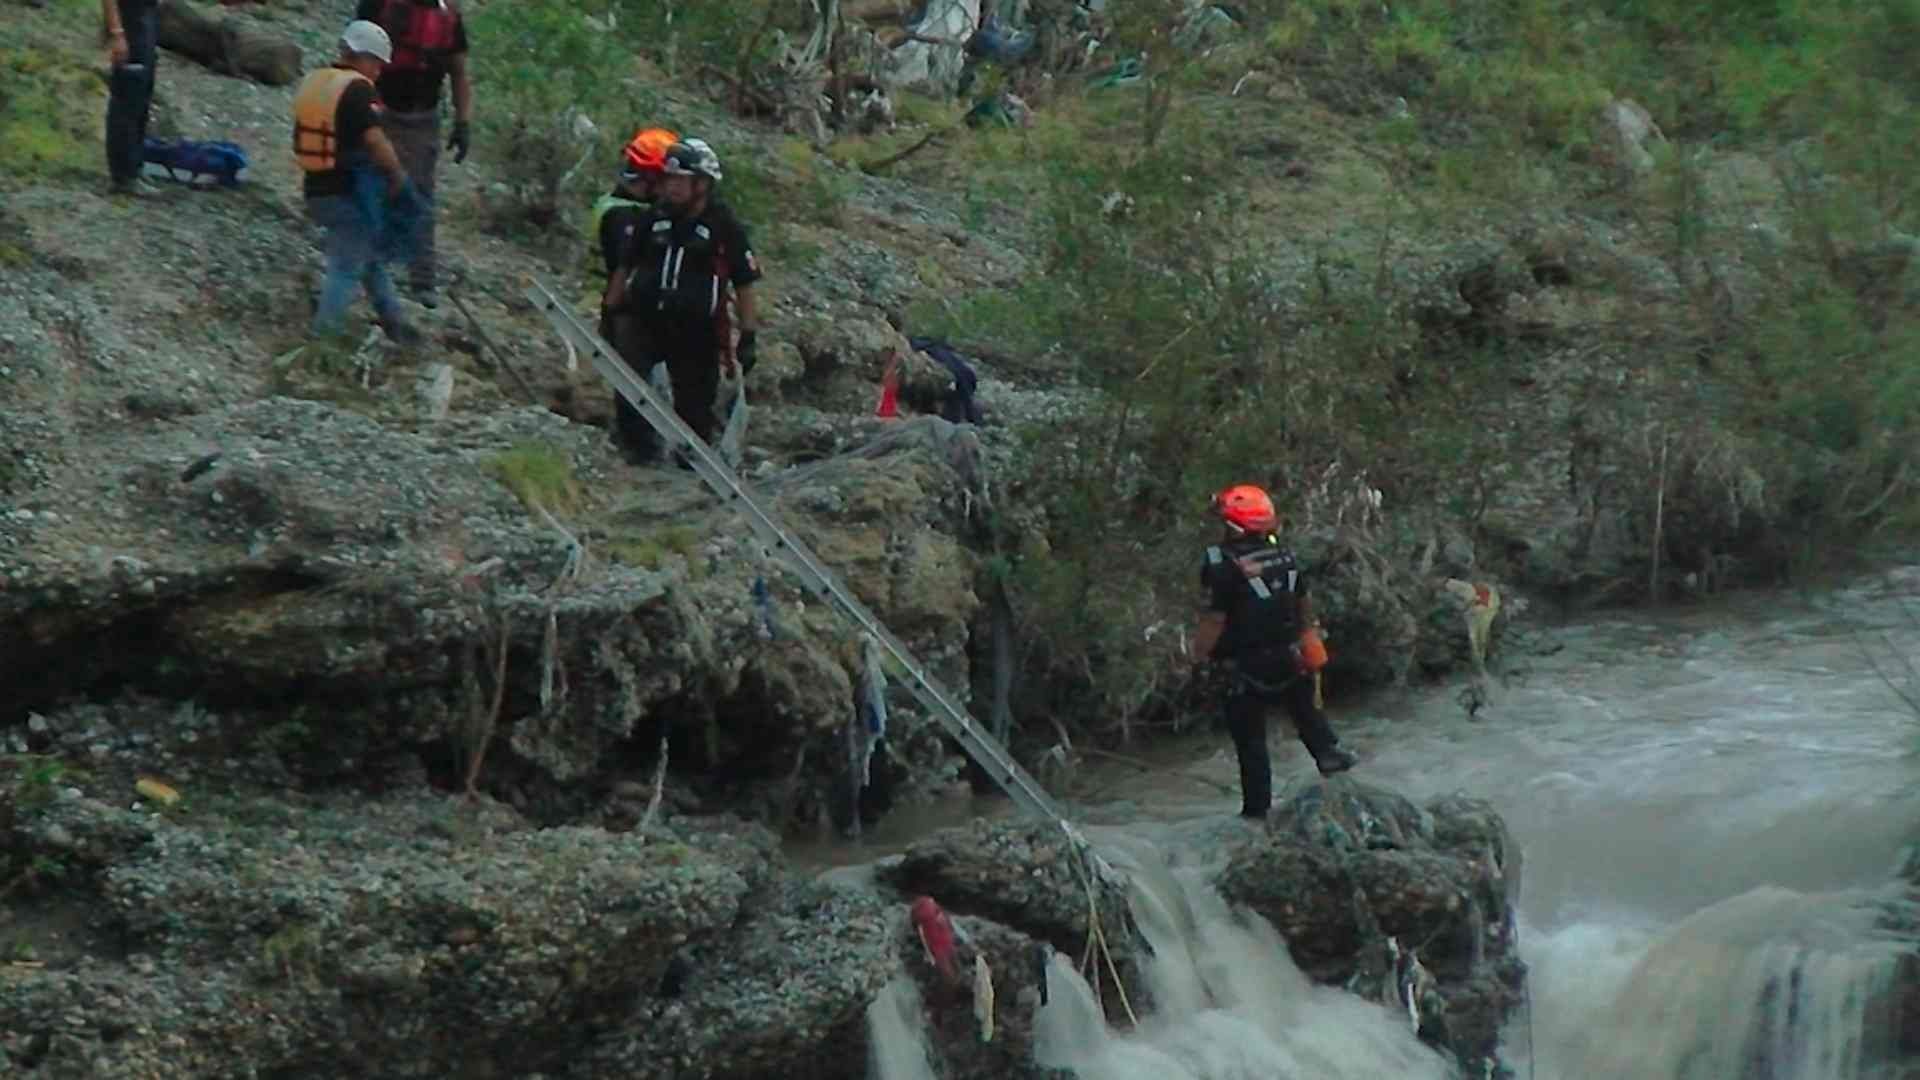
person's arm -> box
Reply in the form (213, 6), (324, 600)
(102, 0), (128, 65)
(448, 50), (472, 126)
(364, 127), (409, 197)
(444, 15), (473, 162)
(1192, 556), (1230, 662)
(599, 218), (627, 281)
(603, 228), (634, 312)
(734, 283), (758, 336)
(725, 217), (762, 371)
(1193, 610), (1226, 662)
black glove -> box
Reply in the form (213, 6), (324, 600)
(447, 119), (471, 164)
(736, 330), (759, 375)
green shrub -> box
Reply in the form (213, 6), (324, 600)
(0, 45), (104, 187)
(466, 2), (652, 229)
(487, 442), (583, 514)
(605, 0), (784, 78)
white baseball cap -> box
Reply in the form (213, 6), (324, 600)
(340, 20), (394, 63)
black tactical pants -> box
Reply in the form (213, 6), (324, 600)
(1225, 672), (1341, 817)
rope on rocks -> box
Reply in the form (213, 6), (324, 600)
(1071, 842), (1138, 1027)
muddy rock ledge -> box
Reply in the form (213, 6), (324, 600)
(0, 785), (914, 1079)
(0, 398), (993, 827)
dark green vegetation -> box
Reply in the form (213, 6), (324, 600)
(466, 0), (1920, 739)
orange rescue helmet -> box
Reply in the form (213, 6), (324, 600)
(622, 126), (680, 178)
(1211, 484), (1278, 534)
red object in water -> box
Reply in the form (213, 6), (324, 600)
(875, 355), (901, 418)
(909, 895), (958, 980)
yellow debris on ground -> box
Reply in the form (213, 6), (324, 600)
(135, 777), (181, 807)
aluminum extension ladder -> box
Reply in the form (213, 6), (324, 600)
(525, 280), (1079, 837)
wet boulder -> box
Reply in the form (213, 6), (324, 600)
(875, 819), (1153, 1023)
(890, 911), (1068, 1080)
(1216, 778), (1526, 1074)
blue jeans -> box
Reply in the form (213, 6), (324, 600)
(306, 194), (402, 336)
(106, 2), (158, 184)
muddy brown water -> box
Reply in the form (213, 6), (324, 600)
(829, 566), (1920, 1078)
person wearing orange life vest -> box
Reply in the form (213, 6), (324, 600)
(292, 21), (419, 344)
(354, 0), (472, 309)
(1192, 484), (1357, 819)
(595, 127), (678, 464)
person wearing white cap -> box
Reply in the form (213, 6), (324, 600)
(290, 21), (421, 344)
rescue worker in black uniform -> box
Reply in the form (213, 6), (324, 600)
(594, 127), (677, 463)
(603, 138), (762, 455)
(1193, 484), (1358, 818)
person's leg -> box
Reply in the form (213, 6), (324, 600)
(384, 110), (441, 297)
(1283, 675), (1355, 775)
(307, 197), (366, 336)
(308, 196), (405, 338)
(130, 5), (156, 150)
(1224, 690), (1273, 818)
(363, 261), (418, 343)
(602, 313), (661, 463)
(665, 331), (722, 444)
(105, 2), (158, 187)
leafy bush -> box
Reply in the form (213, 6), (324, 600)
(0, 0), (107, 188)
(604, 0), (783, 78)
(466, 2), (652, 229)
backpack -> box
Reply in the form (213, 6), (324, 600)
(908, 336), (984, 425)
(142, 138), (250, 187)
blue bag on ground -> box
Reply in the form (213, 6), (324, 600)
(966, 16), (1035, 63)
(141, 138), (250, 187)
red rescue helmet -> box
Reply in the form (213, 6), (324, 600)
(622, 126), (679, 178)
(1211, 484), (1278, 533)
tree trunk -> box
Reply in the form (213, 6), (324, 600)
(157, 0), (304, 87)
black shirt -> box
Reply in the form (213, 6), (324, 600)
(302, 74), (381, 200)
(597, 189), (651, 278)
(354, 0), (469, 113)
(615, 198), (762, 326)
(1200, 534), (1306, 674)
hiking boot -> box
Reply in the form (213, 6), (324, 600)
(1315, 747), (1359, 778)
(379, 316), (424, 347)
(109, 177), (161, 198)
(411, 283), (440, 310)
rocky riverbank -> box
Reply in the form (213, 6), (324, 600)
(0, 767), (1526, 1078)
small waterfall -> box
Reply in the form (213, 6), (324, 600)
(1032, 835), (1454, 1080)
(1537, 885), (1914, 1079)
(1033, 848), (1455, 1079)
(866, 975), (938, 1080)
(867, 833), (1453, 1080)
